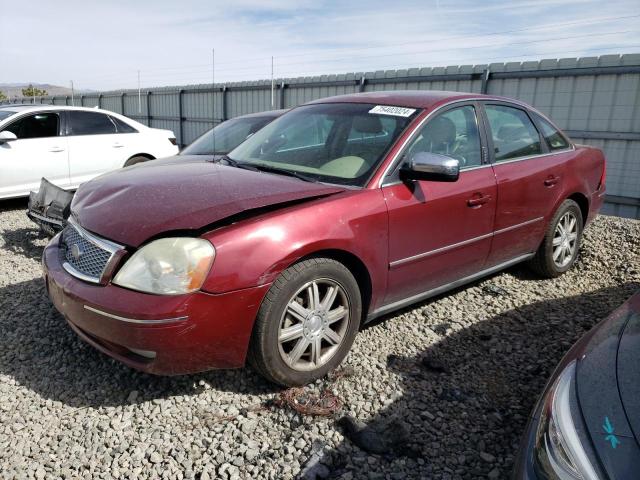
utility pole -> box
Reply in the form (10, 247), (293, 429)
(212, 48), (216, 155)
(137, 70), (141, 113)
(71, 80), (75, 106)
(271, 56), (275, 109)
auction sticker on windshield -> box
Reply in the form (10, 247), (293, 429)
(369, 105), (416, 117)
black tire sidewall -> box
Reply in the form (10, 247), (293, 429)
(254, 260), (361, 386)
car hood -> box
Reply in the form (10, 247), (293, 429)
(617, 293), (640, 444)
(575, 291), (640, 479)
(71, 156), (345, 247)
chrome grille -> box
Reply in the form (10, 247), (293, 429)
(60, 220), (123, 283)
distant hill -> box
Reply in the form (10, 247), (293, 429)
(0, 83), (95, 99)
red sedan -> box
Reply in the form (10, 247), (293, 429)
(42, 91), (606, 386)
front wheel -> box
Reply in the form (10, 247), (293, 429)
(528, 199), (583, 278)
(248, 258), (362, 386)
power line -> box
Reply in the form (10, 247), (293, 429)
(101, 29), (638, 84)
(71, 13), (640, 82)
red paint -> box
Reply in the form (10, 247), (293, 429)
(43, 91), (606, 375)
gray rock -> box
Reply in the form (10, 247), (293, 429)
(0, 208), (637, 480)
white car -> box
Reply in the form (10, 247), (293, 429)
(0, 105), (179, 199)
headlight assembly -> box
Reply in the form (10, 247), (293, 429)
(113, 238), (215, 295)
(534, 361), (598, 480)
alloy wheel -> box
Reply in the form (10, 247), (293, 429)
(278, 278), (350, 372)
(552, 211), (578, 268)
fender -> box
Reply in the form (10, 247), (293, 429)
(548, 145), (605, 228)
(201, 188), (389, 311)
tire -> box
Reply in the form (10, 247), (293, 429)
(248, 258), (362, 386)
(528, 199), (583, 278)
(124, 155), (151, 167)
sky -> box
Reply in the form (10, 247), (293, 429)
(1, 0), (639, 91)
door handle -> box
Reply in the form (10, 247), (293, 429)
(112, 143), (124, 148)
(544, 175), (559, 187)
(467, 194), (492, 207)
(49, 147), (65, 153)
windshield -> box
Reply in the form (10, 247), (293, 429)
(181, 115), (276, 155)
(0, 111), (16, 121)
(228, 103), (418, 187)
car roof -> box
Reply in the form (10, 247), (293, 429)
(306, 90), (528, 110)
(0, 105), (118, 114)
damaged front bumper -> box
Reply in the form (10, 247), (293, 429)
(27, 178), (74, 236)
(42, 234), (270, 374)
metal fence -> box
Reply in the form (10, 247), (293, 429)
(4, 54), (640, 218)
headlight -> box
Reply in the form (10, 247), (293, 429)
(534, 361), (598, 480)
(113, 238), (215, 295)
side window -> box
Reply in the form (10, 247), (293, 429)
(533, 114), (570, 151)
(69, 111), (117, 136)
(484, 105), (542, 161)
(110, 116), (137, 134)
(3, 113), (59, 139)
(405, 105), (482, 168)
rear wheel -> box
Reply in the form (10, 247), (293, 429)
(124, 155), (151, 167)
(248, 258), (361, 386)
(528, 199), (583, 278)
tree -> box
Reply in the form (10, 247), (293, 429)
(22, 84), (47, 98)
(0, 91), (7, 101)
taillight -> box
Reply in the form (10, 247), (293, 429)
(169, 137), (177, 145)
(597, 157), (606, 191)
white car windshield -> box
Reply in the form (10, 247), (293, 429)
(228, 103), (418, 187)
(0, 111), (16, 121)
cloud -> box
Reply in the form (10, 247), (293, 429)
(1, 0), (638, 90)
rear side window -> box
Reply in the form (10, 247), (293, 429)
(69, 111), (117, 135)
(110, 116), (137, 133)
(484, 105), (542, 161)
(2, 113), (59, 139)
(533, 114), (570, 151)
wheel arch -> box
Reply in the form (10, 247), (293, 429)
(567, 191), (589, 224)
(124, 153), (155, 166)
(292, 249), (373, 321)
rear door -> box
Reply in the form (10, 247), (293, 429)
(0, 111), (70, 198)
(66, 110), (127, 186)
(480, 102), (567, 267)
(382, 103), (497, 305)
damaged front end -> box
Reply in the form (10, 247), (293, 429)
(27, 178), (74, 237)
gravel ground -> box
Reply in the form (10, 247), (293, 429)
(0, 198), (639, 480)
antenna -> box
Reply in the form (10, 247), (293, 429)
(212, 48), (216, 156)
(137, 70), (141, 113)
(70, 81), (75, 106)
(271, 56), (274, 109)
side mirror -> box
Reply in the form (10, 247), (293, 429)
(400, 152), (460, 182)
(0, 131), (17, 144)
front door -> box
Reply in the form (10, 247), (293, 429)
(0, 111), (69, 198)
(382, 104), (497, 306)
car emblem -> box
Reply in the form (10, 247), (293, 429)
(70, 243), (83, 261)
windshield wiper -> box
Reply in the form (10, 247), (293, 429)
(250, 164), (318, 183)
(217, 156), (317, 183)
(217, 155), (259, 171)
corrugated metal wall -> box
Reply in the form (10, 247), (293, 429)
(4, 54), (640, 218)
